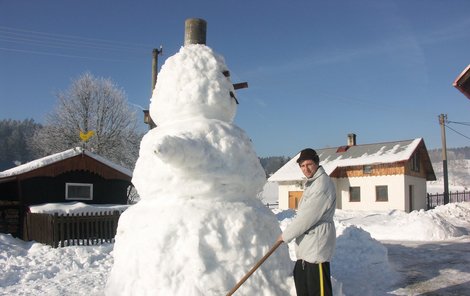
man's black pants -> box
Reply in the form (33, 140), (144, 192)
(293, 260), (332, 296)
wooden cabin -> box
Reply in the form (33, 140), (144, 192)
(268, 136), (436, 212)
(0, 147), (132, 238)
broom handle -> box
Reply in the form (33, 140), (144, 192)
(226, 240), (283, 296)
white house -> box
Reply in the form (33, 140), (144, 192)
(268, 135), (436, 212)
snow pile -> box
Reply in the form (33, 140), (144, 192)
(332, 224), (400, 295)
(106, 44), (292, 295)
(335, 202), (470, 241)
(431, 202), (470, 228)
(0, 234), (113, 295)
(29, 202), (130, 214)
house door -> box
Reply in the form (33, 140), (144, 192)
(408, 185), (414, 212)
(288, 191), (303, 209)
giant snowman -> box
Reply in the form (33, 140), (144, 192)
(105, 32), (293, 295)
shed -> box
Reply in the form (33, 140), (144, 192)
(269, 137), (436, 212)
(0, 147), (133, 238)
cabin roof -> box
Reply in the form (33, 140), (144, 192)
(0, 147), (132, 181)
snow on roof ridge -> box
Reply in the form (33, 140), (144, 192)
(268, 138), (423, 182)
(82, 149), (133, 177)
(0, 147), (132, 178)
(336, 137), (420, 149)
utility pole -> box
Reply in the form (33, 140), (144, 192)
(439, 114), (449, 204)
(143, 47), (163, 129)
(151, 46), (163, 92)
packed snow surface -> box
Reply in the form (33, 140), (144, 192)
(1, 202), (469, 295)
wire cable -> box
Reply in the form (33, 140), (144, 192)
(447, 120), (470, 126)
(0, 46), (140, 62)
(0, 26), (153, 50)
(445, 123), (470, 141)
(0, 26), (156, 60)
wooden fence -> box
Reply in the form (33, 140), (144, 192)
(24, 211), (121, 248)
(0, 204), (21, 237)
(426, 190), (470, 209)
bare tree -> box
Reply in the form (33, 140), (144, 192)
(31, 72), (141, 169)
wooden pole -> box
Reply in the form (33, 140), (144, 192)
(226, 240), (283, 296)
(151, 47), (161, 93)
(439, 114), (449, 204)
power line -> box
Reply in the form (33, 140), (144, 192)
(0, 26), (153, 50)
(0, 46), (141, 62)
(0, 26), (156, 60)
(0, 34), (147, 54)
(445, 123), (470, 141)
(447, 120), (470, 126)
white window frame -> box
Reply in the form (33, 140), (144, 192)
(65, 183), (93, 200)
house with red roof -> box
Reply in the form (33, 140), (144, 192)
(268, 134), (436, 212)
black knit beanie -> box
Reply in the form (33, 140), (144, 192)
(296, 148), (319, 164)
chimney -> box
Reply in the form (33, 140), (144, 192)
(184, 18), (207, 46)
(347, 133), (357, 146)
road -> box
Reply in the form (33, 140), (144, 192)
(384, 238), (470, 295)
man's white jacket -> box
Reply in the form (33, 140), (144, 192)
(282, 166), (336, 263)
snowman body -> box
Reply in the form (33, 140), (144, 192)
(105, 45), (293, 296)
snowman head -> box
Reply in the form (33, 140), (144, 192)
(150, 45), (237, 125)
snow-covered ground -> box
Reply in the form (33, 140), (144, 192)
(1, 201), (469, 295)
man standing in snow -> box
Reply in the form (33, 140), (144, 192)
(278, 148), (336, 296)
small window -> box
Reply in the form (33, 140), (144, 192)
(349, 186), (361, 202)
(376, 185), (388, 202)
(411, 152), (420, 172)
(363, 165), (372, 174)
(66, 183), (93, 200)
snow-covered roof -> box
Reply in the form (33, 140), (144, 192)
(268, 138), (424, 182)
(0, 147), (132, 179)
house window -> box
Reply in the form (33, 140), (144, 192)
(349, 186), (361, 202)
(411, 152), (420, 172)
(66, 183), (93, 200)
(376, 185), (388, 202)
(363, 165), (372, 174)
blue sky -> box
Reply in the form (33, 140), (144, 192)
(1, 0), (470, 157)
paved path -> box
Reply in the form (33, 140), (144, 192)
(384, 238), (470, 295)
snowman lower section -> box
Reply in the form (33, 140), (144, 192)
(105, 197), (294, 296)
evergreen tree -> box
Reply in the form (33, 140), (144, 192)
(0, 119), (41, 170)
